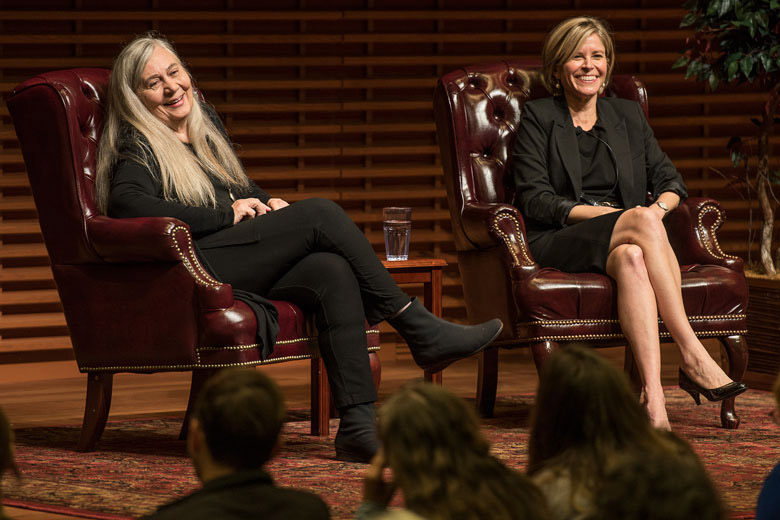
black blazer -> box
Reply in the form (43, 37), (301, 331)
(510, 95), (687, 239)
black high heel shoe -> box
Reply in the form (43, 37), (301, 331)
(678, 369), (747, 405)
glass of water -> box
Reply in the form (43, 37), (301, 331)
(383, 207), (411, 261)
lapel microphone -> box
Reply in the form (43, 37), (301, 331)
(575, 125), (621, 206)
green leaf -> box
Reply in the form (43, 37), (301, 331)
(731, 151), (743, 168)
(680, 12), (698, 28)
(772, 0), (780, 9)
(706, 0), (722, 15)
(740, 54), (755, 78)
(719, 0), (733, 16)
(760, 53), (773, 73)
(672, 55), (690, 69)
(728, 58), (741, 80)
(709, 73), (720, 91)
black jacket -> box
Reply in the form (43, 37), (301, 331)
(144, 469), (330, 520)
(510, 95), (687, 240)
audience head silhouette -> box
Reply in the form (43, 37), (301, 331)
(528, 345), (706, 519)
(375, 381), (548, 520)
(591, 437), (725, 520)
(189, 368), (285, 480)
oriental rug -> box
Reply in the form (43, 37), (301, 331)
(2, 388), (778, 519)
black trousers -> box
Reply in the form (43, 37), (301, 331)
(199, 198), (409, 408)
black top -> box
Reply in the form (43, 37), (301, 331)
(143, 469), (330, 520)
(576, 121), (621, 206)
(108, 104), (271, 239)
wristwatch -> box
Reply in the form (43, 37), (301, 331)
(654, 200), (669, 214)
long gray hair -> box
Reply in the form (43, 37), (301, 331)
(96, 32), (250, 214)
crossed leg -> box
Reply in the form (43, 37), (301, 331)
(606, 207), (734, 428)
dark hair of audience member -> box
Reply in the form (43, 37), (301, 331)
(193, 368), (286, 470)
(1, 406), (19, 492)
(528, 345), (679, 487)
(378, 381), (550, 520)
(590, 433), (726, 520)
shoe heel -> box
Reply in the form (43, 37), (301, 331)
(684, 388), (701, 406)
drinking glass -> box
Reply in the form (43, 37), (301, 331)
(382, 207), (412, 261)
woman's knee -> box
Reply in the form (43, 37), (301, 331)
(607, 244), (646, 276)
(296, 197), (347, 222)
(618, 207), (667, 243)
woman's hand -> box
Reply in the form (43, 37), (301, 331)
(566, 204), (621, 224)
(231, 198), (270, 224)
(362, 449), (396, 507)
(267, 198), (289, 211)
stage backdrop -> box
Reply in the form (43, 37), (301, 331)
(0, 1), (775, 363)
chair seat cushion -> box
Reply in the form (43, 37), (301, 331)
(515, 264), (747, 342)
(198, 299), (380, 366)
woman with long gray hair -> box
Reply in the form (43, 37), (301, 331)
(96, 33), (503, 463)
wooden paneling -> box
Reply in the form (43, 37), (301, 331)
(0, 1), (775, 362)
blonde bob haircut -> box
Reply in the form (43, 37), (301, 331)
(541, 16), (615, 96)
(96, 32), (250, 214)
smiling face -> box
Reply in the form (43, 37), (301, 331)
(137, 45), (193, 136)
(557, 32), (608, 105)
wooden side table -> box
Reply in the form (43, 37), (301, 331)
(382, 258), (447, 384)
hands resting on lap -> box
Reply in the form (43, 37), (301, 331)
(231, 197), (289, 224)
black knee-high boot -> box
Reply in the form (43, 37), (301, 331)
(388, 298), (503, 373)
(335, 402), (378, 463)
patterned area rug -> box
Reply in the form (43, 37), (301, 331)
(2, 388), (778, 519)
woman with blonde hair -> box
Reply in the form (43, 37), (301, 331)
(511, 16), (745, 429)
(96, 33), (503, 463)
(356, 382), (549, 520)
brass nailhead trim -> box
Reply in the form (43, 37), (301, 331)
(521, 329), (747, 343)
(698, 204), (739, 261)
(170, 225), (221, 287)
(489, 212), (534, 267)
(79, 346), (381, 372)
(518, 314), (746, 328)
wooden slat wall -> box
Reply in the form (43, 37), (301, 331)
(0, 1), (775, 362)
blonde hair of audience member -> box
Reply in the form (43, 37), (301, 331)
(373, 381), (549, 520)
(95, 32), (250, 214)
(541, 16), (615, 96)
(528, 345), (683, 518)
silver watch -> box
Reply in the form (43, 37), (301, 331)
(655, 200), (669, 213)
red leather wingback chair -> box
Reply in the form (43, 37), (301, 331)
(7, 68), (381, 450)
(434, 61), (748, 428)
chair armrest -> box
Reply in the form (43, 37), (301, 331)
(88, 215), (235, 308)
(462, 203), (540, 280)
(462, 202), (524, 248)
(665, 197), (743, 272)
(89, 215), (187, 263)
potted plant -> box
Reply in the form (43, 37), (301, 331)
(675, 0), (780, 382)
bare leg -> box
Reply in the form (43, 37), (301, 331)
(606, 244), (670, 430)
(609, 208), (732, 389)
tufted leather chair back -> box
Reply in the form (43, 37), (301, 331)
(9, 69), (109, 265)
(434, 60), (647, 251)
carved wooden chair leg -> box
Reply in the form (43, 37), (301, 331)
(369, 351), (381, 391)
(477, 347), (499, 417)
(77, 372), (113, 452)
(179, 368), (219, 440)
(531, 340), (560, 373)
(719, 334), (749, 429)
(311, 356), (330, 437)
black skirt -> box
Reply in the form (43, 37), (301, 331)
(528, 210), (626, 274)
